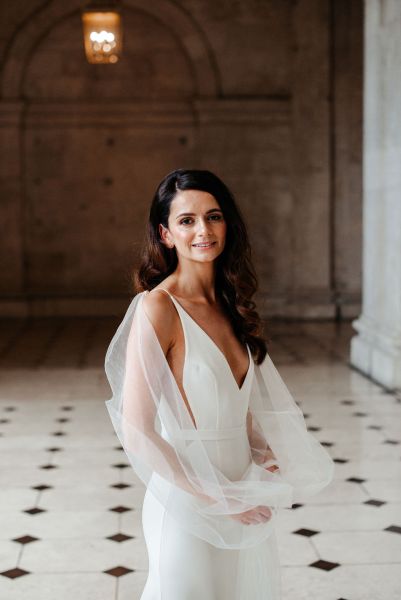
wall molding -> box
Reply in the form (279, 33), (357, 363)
(0, 98), (291, 129)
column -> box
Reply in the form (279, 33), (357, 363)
(350, 0), (401, 389)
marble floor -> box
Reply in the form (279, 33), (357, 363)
(0, 316), (400, 599)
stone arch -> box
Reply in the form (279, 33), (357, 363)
(1, 0), (220, 98)
(22, 10), (196, 100)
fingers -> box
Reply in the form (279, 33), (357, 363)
(232, 505), (273, 525)
(241, 517), (259, 525)
(240, 506), (272, 525)
(258, 505), (272, 519)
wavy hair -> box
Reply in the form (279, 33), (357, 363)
(133, 168), (268, 364)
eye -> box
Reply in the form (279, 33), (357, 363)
(179, 217), (193, 225)
(179, 214), (223, 225)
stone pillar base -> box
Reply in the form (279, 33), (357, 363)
(350, 317), (401, 390)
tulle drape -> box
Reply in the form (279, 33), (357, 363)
(105, 291), (334, 550)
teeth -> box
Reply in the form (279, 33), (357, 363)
(193, 242), (214, 247)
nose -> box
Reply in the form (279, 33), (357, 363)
(196, 217), (211, 235)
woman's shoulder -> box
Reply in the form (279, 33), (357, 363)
(141, 288), (178, 351)
(142, 287), (174, 315)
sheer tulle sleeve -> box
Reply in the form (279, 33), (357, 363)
(105, 291), (334, 549)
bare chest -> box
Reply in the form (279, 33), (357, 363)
(168, 303), (249, 388)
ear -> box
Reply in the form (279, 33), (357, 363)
(159, 223), (172, 247)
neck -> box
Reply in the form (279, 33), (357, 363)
(170, 260), (218, 303)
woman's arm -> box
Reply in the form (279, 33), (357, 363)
(246, 409), (280, 472)
(121, 291), (213, 502)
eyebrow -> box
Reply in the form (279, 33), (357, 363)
(175, 208), (223, 220)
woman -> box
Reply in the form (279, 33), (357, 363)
(105, 169), (334, 599)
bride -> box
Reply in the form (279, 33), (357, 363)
(105, 168), (334, 599)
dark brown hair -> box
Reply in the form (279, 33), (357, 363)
(133, 168), (268, 364)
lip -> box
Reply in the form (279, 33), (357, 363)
(192, 241), (217, 249)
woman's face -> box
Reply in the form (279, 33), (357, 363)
(160, 189), (227, 263)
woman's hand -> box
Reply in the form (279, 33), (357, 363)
(256, 446), (280, 473)
(230, 505), (273, 525)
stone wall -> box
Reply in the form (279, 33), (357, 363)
(0, 0), (362, 317)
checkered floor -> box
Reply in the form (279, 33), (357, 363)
(0, 317), (400, 599)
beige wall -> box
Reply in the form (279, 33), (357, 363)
(0, 0), (362, 318)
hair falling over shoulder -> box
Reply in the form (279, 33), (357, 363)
(132, 168), (269, 365)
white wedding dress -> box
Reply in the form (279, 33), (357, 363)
(140, 289), (281, 599)
(105, 287), (334, 599)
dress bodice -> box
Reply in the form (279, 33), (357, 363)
(147, 289), (254, 428)
(144, 289), (255, 480)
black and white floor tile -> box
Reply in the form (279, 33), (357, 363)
(0, 317), (400, 599)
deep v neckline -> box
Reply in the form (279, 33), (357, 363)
(147, 289), (253, 392)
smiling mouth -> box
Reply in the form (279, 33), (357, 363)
(192, 241), (217, 248)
